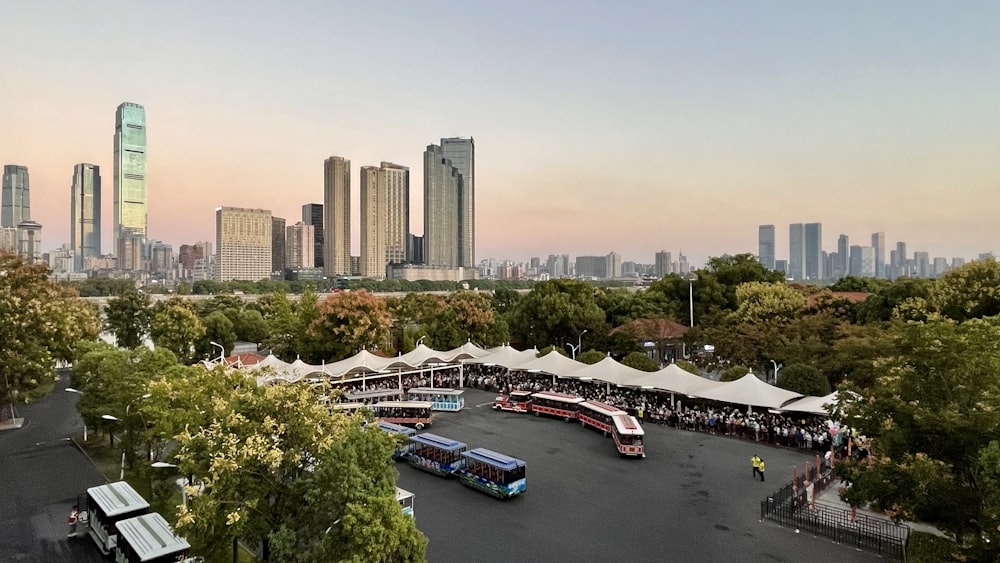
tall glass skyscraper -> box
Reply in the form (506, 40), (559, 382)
(423, 145), (461, 267)
(71, 163), (101, 271)
(871, 231), (886, 279)
(440, 137), (474, 268)
(2, 165), (30, 228)
(757, 225), (775, 270)
(113, 102), (147, 270)
(805, 222), (823, 280)
(302, 203), (323, 269)
(788, 223), (805, 280)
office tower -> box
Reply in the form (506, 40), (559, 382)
(804, 223), (823, 280)
(608, 251), (622, 278)
(2, 165), (30, 228)
(546, 254), (564, 278)
(359, 166), (383, 278)
(788, 223), (805, 280)
(302, 204), (323, 269)
(70, 163), (101, 271)
(285, 222), (315, 268)
(914, 251), (930, 278)
(655, 251), (672, 277)
(978, 252), (995, 261)
(440, 137), (475, 268)
(775, 259), (788, 276)
(835, 234), (849, 279)
(423, 144), (461, 267)
(270, 216), (286, 275)
(871, 232), (885, 279)
(322, 157), (351, 276)
(380, 163), (409, 265)
(215, 207), (272, 282)
(932, 257), (948, 277)
(849, 245), (875, 277)
(757, 225), (775, 270)
(952, 257), (965, 269)
(895, 241), (907, 267)
(147, 240), (172, 273)
(178, 244), (204, 272)
(113, 102), (147, 270)
(17, 220), (42, 263)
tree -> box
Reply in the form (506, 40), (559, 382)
(0, 252), (100, 400)
(719, 366), (750, 382)
(775, 364), (829, 396)
(150, 303), (206, 363)
(577, 349), (606, 365)
(200, 310), (237, 359)
(733, 281), (805, 323)
(928, 258), (1000, 322)
(490, 286), (521, 316)
(507, 280), (605, 349)
(855, 278), (932, 324)
(674, 360), (701, 375)
(257, 292), (298, 360)
(837, 317), (1000, 559)
(103, 287), (151, 349)
(621, 352), (658, 372)
(306, 290), (392, 361)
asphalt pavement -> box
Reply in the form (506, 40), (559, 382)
(397, 389), (880, 563)
(0, 369), (108, 563)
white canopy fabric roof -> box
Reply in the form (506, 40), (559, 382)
(325, 350), (394, 377)
(508, 350), (586, 377)
(463, 345), (538, 368)
(779, 391), (839, 415)
(441, 341), (489, 361)
(627, 364), (725, 396)
(692, 372), (803, 409)
(561, 356), (650, 387)
(384, 344), (450, 369)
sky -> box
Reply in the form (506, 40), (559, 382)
(2, 1), (999, 267)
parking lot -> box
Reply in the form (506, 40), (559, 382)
(397, 388), (877, 563)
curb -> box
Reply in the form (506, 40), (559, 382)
(69, 435), (111, 484)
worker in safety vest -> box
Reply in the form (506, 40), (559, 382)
(751, 455), (765, 481)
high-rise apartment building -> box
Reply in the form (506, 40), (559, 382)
(914, 251), (930, 278)
(423, 144), (461, 267)
(381, 162), (409, 266)
(322, 157), (351, 276)
(285, 221), (314, 268)
(357, 162), (410, 279)
(655, 251), (673, 277)
(871, 232), (885, 279)
(113, 102), (147, 270)
(835, 234), (849, 279)
(757, 225), (775, 270)
(359, 166), (383, 279)
(302, 203), (323, 269)
(788, 223), (805, 280)
(2, 165), (30, 228)
(805, 222), (823, 280)
(70, 164), (101, 271)
(271, 216), (286, 275)
(440, 137), (475, 268)
(215, 207), (271, 282)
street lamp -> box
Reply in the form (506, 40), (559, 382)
(686, 273), (698, 328)
(210, 341), (226, 363)
(416, 335), (427, 348)
(65, 387), (88, 441)
(770, 360), (782, 385)
(565, 329), (588, 360)
(113, 393), (152, 481)
(150, 462), (189, 507)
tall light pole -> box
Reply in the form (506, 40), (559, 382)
(210, 341), (225, 363)
(565, 329), (588, 360)
(416, 335), (427, 348)
(687, 273), (698, 328)
(114, 393), (152, 481)
(65, 387), (88, 441)
(770, 360), (782, 385)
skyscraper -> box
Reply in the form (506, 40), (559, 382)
(302, 203), (323, 269)
(2, 165), (30, 228)
(285, 222), (314, 268)
(359, 166), (384, 279)
(271, 216), (286, 275)
(788, 223), (805, 280)
(70, 163), (101, 271)
(359, 162), (410, 279)
(654, 250), (672, 277)
(113, 102), (147, 270)
(805, 222), (823, 280)
(380, 162), (410, 266)
(835, 234), (849, 279)
(757, 225), (775, 270)
(440, 137), (475, 268)
(215, 207), (271, 282)
(423, 144), (461, 267)
(323, 157), (351, 276)
(871, 232), (885, 279)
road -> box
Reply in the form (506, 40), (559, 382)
(398, 389), (879, 563)
(0, 369), (108, 563)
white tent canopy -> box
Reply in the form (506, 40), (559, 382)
(508, 350), (586, 377)
(384, 344), (450, 370)
(628, 364), (725, 396)
(692, 372), (803, 410)
(778, 391), (839, 415)
(561, 356), (649, 387)
(441, 341), (489, 361)
(463, 345), (538, 369)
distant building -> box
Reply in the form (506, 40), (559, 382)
(788, 223), (805, 280)
(775, 259), (788, 276)
(113, 102), (147, 270)
(215, 207), (271, 282)
(387, 264), (477, 282)
(805, 222), (823, 280)
(835, 234), (849, 279)
(271, 216), (286, 275)
(932, 257), (948, 277)
(2, 165), (30, 229)
(285, 221), (314, 269)
(849, 245), (875, 277)
(302, 203), (323, 269)
(70, 163), (101, 271)
(871, 232), (886, 279)
(440, 137), (475, 268)
(323, 156), (351, 276)
(757, 225), (775, 270)
(17, 220), (42, 263)
(655, 251), (673, 277)
(423, 144), (461, 268)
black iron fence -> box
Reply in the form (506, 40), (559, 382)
(760, 472), (909, 561)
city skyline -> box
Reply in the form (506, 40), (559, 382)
(2, 2), (998, 266)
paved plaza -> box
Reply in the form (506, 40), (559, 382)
(398, 389), (880, 563)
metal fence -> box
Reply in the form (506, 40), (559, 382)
(760, 473), (909, 561)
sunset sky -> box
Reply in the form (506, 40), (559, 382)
(3, 1), (998, 267)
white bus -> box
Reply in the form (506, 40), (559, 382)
(578, 400), (627, 436)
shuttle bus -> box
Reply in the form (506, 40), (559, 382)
(406, 433), (467, 476)
(529, 391), (585, 421)
(84, 481), (151, 555)
(458, 447), (527, 500)
(492, 390), (533, 413)
(396, 487), (415, 518)
(611, 414), (646, 458)
(406, 387), (465, 412)
(113, 512), (192, 563)
(377, 420), (417, 459)
(372, 401), (433, 429)
(578, 400), (627, 436)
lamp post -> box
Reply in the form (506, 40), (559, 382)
(112, 393), (152, 481)
(686, 273), (698, 328)
(210, 341), (225, 363)
(565, 329), (588, 360)
(150, 462), (188, 507)
(65, 387), (87, 441)
(770, 360), (782, 385)
(416, 335), (426, 348)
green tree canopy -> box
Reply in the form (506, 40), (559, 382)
(104, 286), (152, 349)
(305, 290), (392, 361)
(927, 258), (1000, 322)
(733, 281), (806, 323)
(150, 303), (206, 363)
(507, 279), (605, 350)
(719, 365), (750, 382)
(775, 364), (829, 396)
(621, 352), (658, 372)
(577, 349), (606, 365)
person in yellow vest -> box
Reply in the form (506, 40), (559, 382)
(751, 455), (765, 481)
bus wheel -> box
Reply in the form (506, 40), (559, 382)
(415, 423), (425, 430)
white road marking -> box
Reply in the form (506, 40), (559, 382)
(475, 401), (495, 408)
